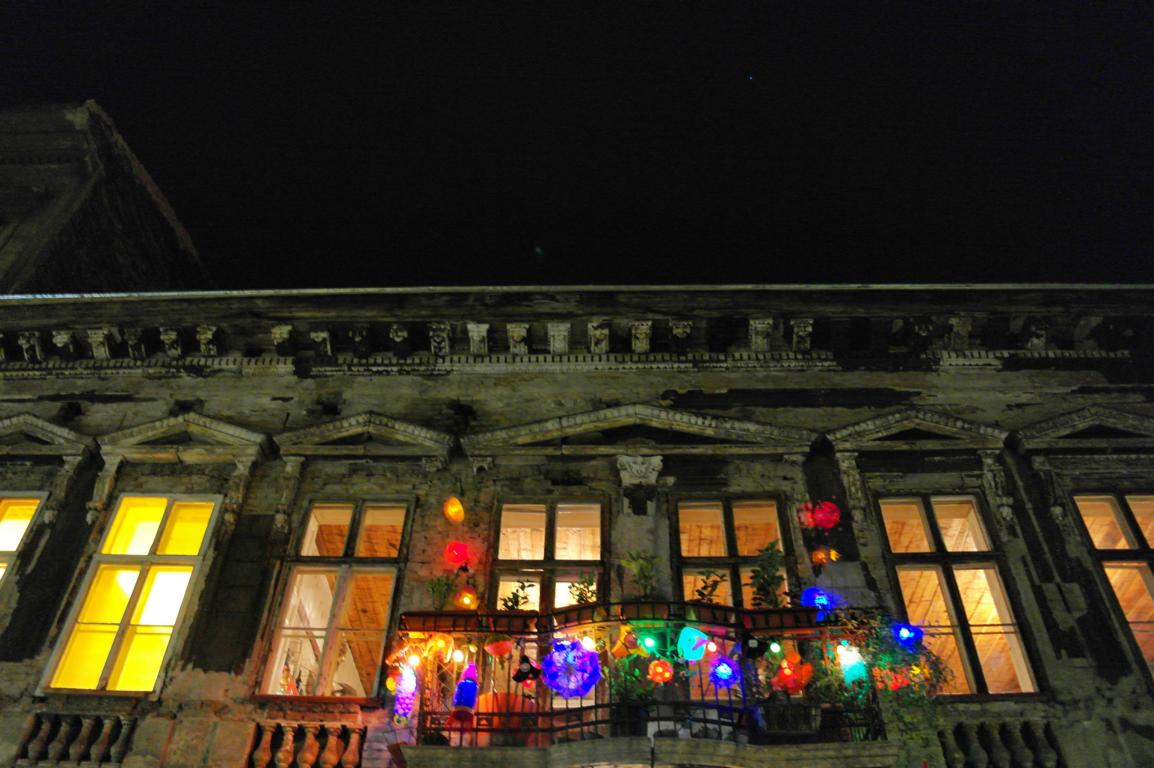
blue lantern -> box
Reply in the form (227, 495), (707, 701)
(541, 639), (602, 698)
(892, 623), (924, 650)
(800, 587), (842, 620)
(709, 657), (740, 689)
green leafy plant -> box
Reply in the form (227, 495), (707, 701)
(606, 658), (658, 705)
(745, 540), (787, 608)
(499, 580), (536, 611)
(621, 550), (660, 600)
(568, 572), (598, 605)
(427, 572), (457, 611)
(691, 569), (728, 604)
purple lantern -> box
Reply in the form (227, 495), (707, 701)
(541, 639), (602, 698)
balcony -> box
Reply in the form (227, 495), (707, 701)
(394, 602), (891, 768)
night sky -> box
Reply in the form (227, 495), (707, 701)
(4, 2), (1153, 287)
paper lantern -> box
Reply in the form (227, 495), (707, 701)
(445, 540), (469, 565)
(648, 659), (674, 684)
(677, 626), (710, 662)
(893, 623), (924, 650)
(771, 656), (813, 695)
(837, 643), (868, 685)
(542, 639), (601, 698)
(709, 657), (740, 689)
(810, 546), (840, 566)
(812, 501), (841, 530)
(393, 665), (418, 723)
(453, 584), (479, 610)
(450, 663), (479, 722)
(443, 496), (466, 524)
(484, 634), (514, 658)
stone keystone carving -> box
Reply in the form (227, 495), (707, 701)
(617, 454), (663, 486)
(506, 323), (529, 355)
(749, 318), (774, 352)
(630, 321), (652, 354)
(466, 322), (490, 355)
(587, 322), (609, 354)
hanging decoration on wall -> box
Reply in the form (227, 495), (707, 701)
(512, 653), (542, 685)
(810, 546), (840, 566)
(443, 496), (466, 524)
(742, 634), (768, 659)
(542, 639), (602, 698)
(709, 657), (740, 690)
(892, 623), (924, 650)
(484, 634), (515, 658)
(450, 663), (479, 722)
(444, 540), (469, 566)
(647, 659), (674, 685)
(611, 626), (639, 658)
(677, 626), (710, 663)
(799, 500), (842, 530)
(393, 664), (418, 725)
(799, 587), (843, 621)
(770, 651), (813, 695)
(426, 633), (454, 662)
(453, 583), (479, 609)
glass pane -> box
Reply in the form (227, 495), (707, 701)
(338, 571), (394, 630)
(683, 569), (733, 606)
(679, 502), (727, 557)
(954, 566), (1035, 693)
(301, 504), (353, 556)
(107, 626), (172, 691)
(103, 497), (167, 555)
(329, 631), (385, 696)
(1074, 496), (1136, 549)
(1104, 562), (1154, 668)
(498, 505), (546, 560)
(923, 630), (973, 694)
(896, 566), (955, 627)
(933, 497), (990, 552)
(732, 500), (779, 556)
(740, 565), (788, 608)
(265, 629), (326, 695)
(51, 625), (117, 689)
(880, 499), (933, 553)
(281, 569), (338, 628)
(78, 565), (140, 624)
(131, 566), (193, 626)
(356, 505), (405, 557)
(1126, 496), (1154, 547)
(554, 574), (597, 608)
(156, 502), (213, 555)
(555, 504), (600, 560)
(0, 498), (38, 552)
(496, 575), (540, 611)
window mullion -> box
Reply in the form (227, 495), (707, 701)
(922, 495), (949, 553)
(316, 566), (353, 697)
(544, 504), (557, 562)
(943, 563), (988, 695)
(1117, 495), (1149, 550)
(97, 558), (150, 690)
(722, 500), (738, 558)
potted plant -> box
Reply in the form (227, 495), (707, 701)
(619, 551), (669, 620)
(687, 569), (736, 625)
(742, 541), (814, 630)
(402, 568), (487, 632)
(492, 580), (538, 633)
(607, 659), (657, 737)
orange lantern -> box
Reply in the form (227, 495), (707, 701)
(454, 584), (479, 610)
(648, 659), (674, 684)
(484, 634), (515, 657)
(443, 496), (466, 524)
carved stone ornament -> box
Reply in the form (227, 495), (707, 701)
(466, 322), (490, 355)
(670, 320), (693, 339)
(159, 328), (182, 358)
(389, 323), (409, 343)
(790, 318), (814, 352)
(44, 455), (84, 525)
(51, 330), (76, 355)
(506, 323), (529, 355)
(271, 324), (294, 345)
(946, 316), (972, 350)
(749, 318), (774, 352)
(274, 456), (306, 537)
(587, 323), (609, 354)
(428, 322), (451, 356)
(196, 325), (220, 355)
(309, 330), (332, 357)
(86, 328), (117, 360)
(124, 327), (146, 360)
(18, 331), (43, 363)
(630, 321), (652, 354)
(548, 322), (570, 355)
(471, 456), (494, 474)
(87, 454), (124, 524)
(617, 454), (663, 486)
(979, 450), (1016, 530)
(421, 456), (448, 472)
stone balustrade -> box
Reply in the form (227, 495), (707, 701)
(247, 721), (366, 768)
(14, 713), (135, 766)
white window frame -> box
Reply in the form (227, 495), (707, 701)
(39, 493), (222, 696)
(0, 492), (47, 586)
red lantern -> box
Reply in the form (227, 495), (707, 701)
(484, 634), (515, 657)
(648, 659), (674, 685)
(771, 655), (814, 695)
(812, 501), (841, 530)
(445, 540), (469, 565)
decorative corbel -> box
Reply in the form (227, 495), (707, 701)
(309, 330), (332, 357)
(548, 322), (571, 355)
(428, 322), (451, 357)
(1030, 455), (1073, 534)
(43, 455), (85, 525)
(274, 456), (306, 538)
(86, 328), (118, 360)
(17, 332), (43, 363)
(196, 325), (220, 356)
(979, 450), (1017, 532)
(271, 324), (295, 356)
(86, 453), (124, 525)
(159, 328), (183, 358)
(123, 328), (146, 360)
(471, 456), (494, 475)
(220, 456), (257, 535)
(834, 451), (871, 547)
(630, 321), (652, 354)
(617, 454), (662, 516)
(466, 323), (490, 355)
(506, 323), (529, 355)
(749, 318), (774, 353)
(790, 318), (814, 352)
(587, 322), (609, 354)
(946, 316), (972, 351)
(51, 330), (76, 358)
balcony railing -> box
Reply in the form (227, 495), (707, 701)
(396, 602), (884, 749)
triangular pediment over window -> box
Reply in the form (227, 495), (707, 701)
(1018, 406), (1154, 451)
(827, 408), (1006, 452)
(461, 404), (816, 456)
(100, 413), (267, 461)
(0, 413), (94, 457)
(276, 412), (453, 458)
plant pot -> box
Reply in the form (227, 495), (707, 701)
(609, 703), (649, 737)
(617, 602), (670, 621)
(489, 611), (538, 634)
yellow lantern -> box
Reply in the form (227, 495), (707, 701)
(454, 584), (479, 610)
(443, 496), (466, 524)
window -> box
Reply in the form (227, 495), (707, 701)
(1073, 494), (1154, 672)
(0, 496), (40, 585)
(47, 495), (217, 693)
(881, 495), (1036, 695)
(263, 501), (406, 697)
(675, 499), (788, 608)
(495, 502), (602, 611)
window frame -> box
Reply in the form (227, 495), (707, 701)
(0, 491), (47, 586)
(490, 497), (608, 613)
(259, 496), (413, 701)
(1070, 489), (1154, 678)
(878, 491), (1039, 697)
(670, 494), (795, 609)
(40, 493), (222, 697)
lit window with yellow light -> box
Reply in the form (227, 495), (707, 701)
(263, 500), (407, 697)
(46, 496), (216, 693)
(0, 497), (41, 586)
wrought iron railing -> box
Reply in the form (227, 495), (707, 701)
(396, 602), (884, 748)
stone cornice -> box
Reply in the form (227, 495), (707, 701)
(276, 412), (453, 458)
(0, 413), (95, 456)
(99, 412), (268, 463)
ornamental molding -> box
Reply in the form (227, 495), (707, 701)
(1017, 406), (1154, 451)
(461, 403), (816, 456)
(0, 413), (94, 456)
(827, 408), (1007, 452)
(99, 412), (268, 462)
(275, 412), (453, 458)
(617, 454), (663, 486)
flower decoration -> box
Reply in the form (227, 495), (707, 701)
(484, 634), (514, 658)
(542, 639), (601, 698)
(393, 664), (417, 724)
(648, 659), (674, 684)
(709, 657), (740, 689)
(677, 626), (710, 663)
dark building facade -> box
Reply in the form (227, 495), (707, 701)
(0, 285), (1152, 768)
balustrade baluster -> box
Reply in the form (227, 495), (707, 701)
(981, 722), (1012, 768)
(1025, 721), (1058, 768)
(938, 725), (964, 768)
(47, 715), (75, 761)
(318, 724), (345, 768)
(110, 717), (136, 763)
(1000, 721), (1035, 768)
(90, 717), (115, 763)
(958, 722), (989, 768)
(25, 715), (54, 760)
(70, 716), (97, 762)
(251, 723), (277, 768)
(296, 724), (322, 768)
(275, 724), (298, 768)
(340, 726), (364, 768)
